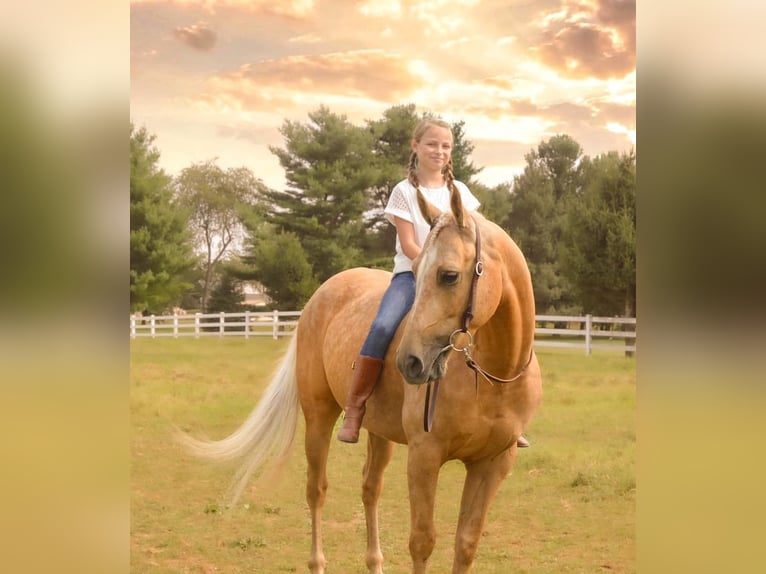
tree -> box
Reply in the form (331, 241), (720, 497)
(130, 123), (195, 313)
(244, 230), (319, 310)
(471, 181), (514, 230)
(206, 262), (246, 313)
(266, 106), (377, 282)
(449, 119), (483, 184)
(365, 104), (419, 225)
(507, 135), (585, 314)
(560, 150), (636, 317)
(174, 161), (267, 312)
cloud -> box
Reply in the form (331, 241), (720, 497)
(216, 123), (284, 147)
(289, 33), (322, 44)
(207, 50), (423, 109)
(132, 0), (315, 18)
(173, 22), (217, 51)
(472, 138), (535, 168)
(534, 0), (635, 80)
(358, 0), (402, 18)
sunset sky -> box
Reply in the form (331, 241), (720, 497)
(130, 0), (635, 190)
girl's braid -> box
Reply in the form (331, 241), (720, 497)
(443, 157), (465, 226)
(407, 151), (419, 189)
(409, 151), (432, 223)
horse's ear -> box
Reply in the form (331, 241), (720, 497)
(416, 187), (442, 226)
(449, 185), (468, 228)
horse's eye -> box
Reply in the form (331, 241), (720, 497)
(438, 270), (460, 286)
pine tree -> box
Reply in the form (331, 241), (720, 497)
(266, 106), (377, 282)
(130, 123), (196, 313)
(561, 150), (636, 317)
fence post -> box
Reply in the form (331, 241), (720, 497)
(273, 309), (279, 340)
(194, 313), (200, 339)
(244, 310), (250, 339)
(150, 315), (156, 338)
(585, 314), (592, 355)
(625, 317), (636, 358)
(219, 312), (225, 337)
(173, 313), (178, 338)
(130, 316), (136, 339)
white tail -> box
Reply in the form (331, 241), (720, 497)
(178, 335), (300, 503)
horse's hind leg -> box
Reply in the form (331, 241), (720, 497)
(304, 399), (342, 574)
(363, 433), (395, 574)
(451, 448), (516, 574)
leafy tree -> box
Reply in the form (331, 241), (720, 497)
(207, 262), (246, 313)
(472, 181), (514, 230)
(449, 119), (483, 184)
(266, 106), (377, 282)
(243, 230), (318, 310)
(537, 134), (583, 200)
(560, 150), (636, 317)
(130, 123), (195, 313)
(365, 104), (419, 224)
(174, 160), (267, 312)
(506, 135), (585, 314)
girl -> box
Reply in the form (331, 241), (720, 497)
(339, 117), (511, 444)
(338, 118), (529, 447)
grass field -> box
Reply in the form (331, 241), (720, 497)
(131, 338), (635, 573)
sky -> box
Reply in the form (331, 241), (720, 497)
(130, 0), (635, 190)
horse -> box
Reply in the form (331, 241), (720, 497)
(181, 189), (542, 574)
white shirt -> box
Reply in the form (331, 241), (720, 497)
(383, 178), (481, 274)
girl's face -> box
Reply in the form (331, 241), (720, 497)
(412, 125), (453, 173)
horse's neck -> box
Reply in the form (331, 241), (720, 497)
(476, 280), (535, 378)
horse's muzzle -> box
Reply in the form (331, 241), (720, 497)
(397, 346), (449, 385)
(399, 354), (427, 385)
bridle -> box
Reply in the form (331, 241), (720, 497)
(423, 217), (534, 432)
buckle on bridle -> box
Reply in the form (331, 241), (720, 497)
(447, 329), (473, 354)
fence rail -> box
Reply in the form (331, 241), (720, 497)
(131, 311), (636, 355)
(129, 310), (301, 341)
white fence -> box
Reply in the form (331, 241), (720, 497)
(130, 310), (301, 340)
(131, 311), (636, 355)
(534, 314), (636, 355)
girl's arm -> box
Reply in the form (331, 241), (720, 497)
(394, 216), (421, 261)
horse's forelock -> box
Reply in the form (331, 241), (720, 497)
(419, 213), (452, 257)
(418, 212), (477, 274)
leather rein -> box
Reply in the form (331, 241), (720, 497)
(423, 218), (534, 432)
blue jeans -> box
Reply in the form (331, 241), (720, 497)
(360, 272), (415, 359)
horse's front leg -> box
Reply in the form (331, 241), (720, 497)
(362, 433), (395, 574)
(406, 444), (442, 574)
(452, 446), (516, 574)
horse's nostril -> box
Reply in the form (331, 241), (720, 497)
(405, 355), (423, 380)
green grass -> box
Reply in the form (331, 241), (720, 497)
(131, 338), (635, 573)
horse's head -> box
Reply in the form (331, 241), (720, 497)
(396, 190), (505, 385)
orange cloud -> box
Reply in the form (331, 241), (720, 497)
(131, 0), (315, 18)
(534, 0), (635, 80)
(208, 50), (423, 108)
(173, 22), (217, 51)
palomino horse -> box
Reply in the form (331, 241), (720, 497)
(183, 190), (542, 573)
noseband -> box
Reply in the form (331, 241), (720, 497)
(423, 217), (534, 432)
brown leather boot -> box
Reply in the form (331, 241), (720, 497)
(337, 355), (385, 443)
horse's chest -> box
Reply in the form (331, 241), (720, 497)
(475, 394), (524, 444)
